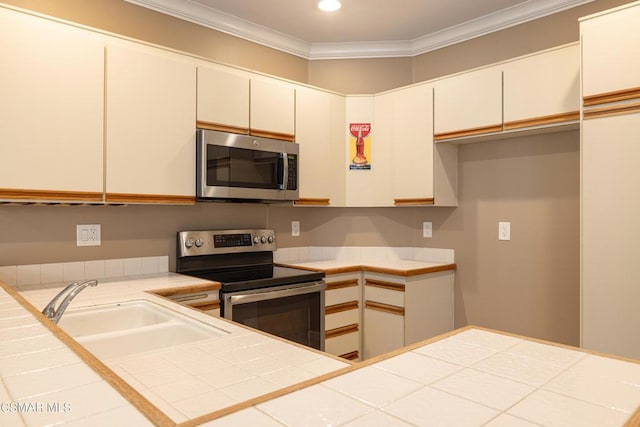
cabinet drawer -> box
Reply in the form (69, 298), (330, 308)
(325, 305), (359, 330)
(326, 279), (360, 306)
(325, 327), (359, 358)
(364, 283), (404, 307)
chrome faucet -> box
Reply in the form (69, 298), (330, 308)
(42, 280), (98, 324)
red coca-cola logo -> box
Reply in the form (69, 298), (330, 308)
(350, 123), (371, 137)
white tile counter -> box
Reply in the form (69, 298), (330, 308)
(216, 328), (640, 426)
(2, 270), (640, 426)
(1, 273), (350, 426)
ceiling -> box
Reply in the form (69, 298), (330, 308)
(124, 0), (593, 59)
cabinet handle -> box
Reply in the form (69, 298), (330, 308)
(365, 300), (405, 316)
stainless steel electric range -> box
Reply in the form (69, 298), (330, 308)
(176, 229), (325, 350)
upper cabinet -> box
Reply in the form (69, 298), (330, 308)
(196, 68), (296, 140)
(392, 85), (434, 205)
(581, 3), (640, 103)
(373, 85), (457, 207)
(434, 44), (580, 143)
(295, 86), (345, 205)
(434, 65), (503, 141)
(105, 44), (196, 204)
(503, 44), (580, 129)
(0, 9), (105, 202)
(196, 64), (250, 133)
(250, 78), (296, 140)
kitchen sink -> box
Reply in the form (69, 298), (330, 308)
(57, 300), (229, 359)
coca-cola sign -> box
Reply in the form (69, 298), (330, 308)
(349, 123), (371, 170)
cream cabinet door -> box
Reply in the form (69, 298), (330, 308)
(372, 92), (395, 206)
(250, 78), (295, 138)
(105, 44), (196, 203)
(581, 3), (640, 100)
(503, 44), (580, 129)
(434, 65), (503, 140)
(362, 276), (405, 359)
(0, 9), (104, 201)
(295, 87), (338, 204)
(197, 64), (249, 132)
(582, 111), (640, 359)
(393, 85), (434, 203)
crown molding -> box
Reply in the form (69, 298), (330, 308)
(125, 0), (594, 60)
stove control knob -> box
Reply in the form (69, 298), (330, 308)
(268, 235), (275, 243)
(260, 236), (267, 244)
(194, 239), (203, 248)
(185, 239), (194, 249)
(253, 236), (260, 245)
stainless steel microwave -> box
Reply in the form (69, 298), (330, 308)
(196, 129), (299, 202)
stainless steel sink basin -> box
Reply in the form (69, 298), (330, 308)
(57, 300), (229, 359)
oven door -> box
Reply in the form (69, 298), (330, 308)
(223, 281), (325, 350)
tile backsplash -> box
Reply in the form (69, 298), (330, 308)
(0, 256), (169, 289)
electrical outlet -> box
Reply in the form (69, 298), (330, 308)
(291, 221), (300, 237)
(77, 224), (101, 246)
(498, 222), (511, 241)
(423, 221), (432, 238)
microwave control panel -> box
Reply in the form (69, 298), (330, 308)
(287, 154), (298, 190)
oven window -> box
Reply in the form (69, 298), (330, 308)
(230, 292), (323, 350)
(206, 145), (281, 189)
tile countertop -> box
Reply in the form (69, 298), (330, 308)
(273, 246), (457, 276)
(2, 274), (640, 426)
(213, 327), (640, 427)
(0, 274), (350, 426)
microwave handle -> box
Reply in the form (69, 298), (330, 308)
(280, 152), (287, 190)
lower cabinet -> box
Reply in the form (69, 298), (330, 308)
(362, 271), (454, 359)
(324, 273), (362, 361)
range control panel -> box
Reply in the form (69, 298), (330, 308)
(177, 229), (276, 257)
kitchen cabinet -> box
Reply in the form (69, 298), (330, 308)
(197, 67), (295, 140)
(391, 84), (434, 205)
(105, 43), (196, 204)
(324, 273), (361, 361)
(196, 64), (250, 134)
(294, 87), (345, 205)
(344, 96), (383, 207)
(580, 1), (640, 360)
(362, 271), (454, 359)
(0, 8), (104, 202)
(434, 65), (503, 141)
(503, 44), (580, 130)
(250, 78), (296, 140)
(581, 2), (640, 104)
(373, 85), (458, 207)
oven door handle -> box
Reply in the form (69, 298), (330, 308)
(227, 281), (326, 306)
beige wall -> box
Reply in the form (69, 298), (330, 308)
(1, 0), (309, 82)
(308, 57), (413, 94)
(1, 0), (619, 346)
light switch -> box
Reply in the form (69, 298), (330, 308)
(423, 221), (432, 238)
(498, 222), (511, 241)
(291, 221), (300, 237)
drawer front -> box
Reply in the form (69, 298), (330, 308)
(325, 329), (360, 359)
(326, 284), (360, 306)
(325, 307), (359, 330)
(364, 285), (404, 307)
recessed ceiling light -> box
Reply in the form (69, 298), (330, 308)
(318, 0), (341, 12)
